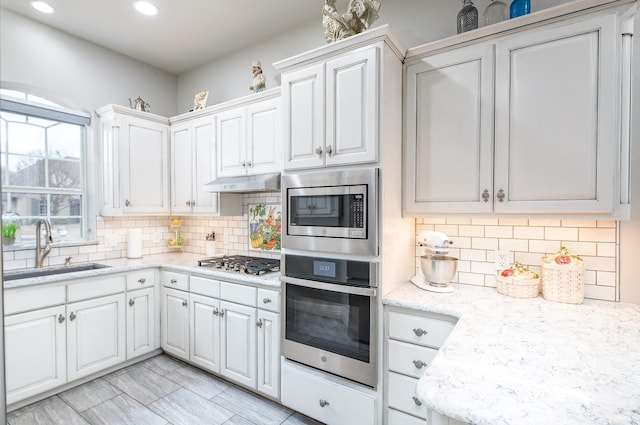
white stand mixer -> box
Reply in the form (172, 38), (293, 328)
(410, 231), (457, 293)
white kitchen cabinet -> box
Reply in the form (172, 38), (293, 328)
(219, 299), (257, 388)
(257, 304), (280, 399)
(161, 286), (190, 361)
(403, 1), (635, 218)
(66, 292), (127, 382)
(280, 46), (378, 170)
(217, 95), (281, 177)
(4, 305), (67, 405)
(189, 292), (221, 372)
(97, 104), (170, 215)
(126, 286), (156, 360)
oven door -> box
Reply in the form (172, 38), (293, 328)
(282, 276), (377, 388)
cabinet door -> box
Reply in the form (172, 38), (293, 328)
(161, 287), (190, 361)
(126, 286), (156, 360)
(121, 116), (170, 214)
(67, 293), (126, 382)
(5, 305), (67, 405)
(257, 310), (280, 399)
(191, 117), (218, 213)
(217, 107), (247, 177)
(494, 14), (617, 214)
(326, 46), (379, 167)
(220, 300), (256, 388)
(246, 98), (281, 175)
(282, 63), (325, 170)
(170, 122), (194, 214)
(404, 43), (494, 215)
(190, 293), (221, 373)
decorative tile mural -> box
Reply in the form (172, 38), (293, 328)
(248, 203), (281, 252)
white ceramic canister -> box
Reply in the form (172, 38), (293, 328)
(127, 228), (143, 259)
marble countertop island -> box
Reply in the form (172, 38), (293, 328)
(383, 283), (640, 425)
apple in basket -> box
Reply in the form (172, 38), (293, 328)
(542, 246), (583, 266)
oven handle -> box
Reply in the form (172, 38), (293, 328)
(281, 276), (377, 297)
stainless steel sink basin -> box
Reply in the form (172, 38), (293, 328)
(3, 263), (111, 281)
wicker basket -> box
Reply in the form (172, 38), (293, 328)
(541, 261), (585, 304)
(496, 276), (540, 299)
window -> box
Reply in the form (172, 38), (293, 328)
(0, 89), (90, 244)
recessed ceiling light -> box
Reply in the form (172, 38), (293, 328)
(133, 1), (159, 16)
(31, 1), (55, 14)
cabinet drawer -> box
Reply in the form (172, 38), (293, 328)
(220, 282), (256, 306)
(126, 269), (155, 290)
(162, 271), (189, 291)
(387, 372), (426, 419)
(388, 408), (425, 425)
(67, 275), (126, 302)
(388, 339), (438, 379)
(388, 311), (455, 349)
(190, 275), (220, 298)
(4, 284), (66, 315)
(257, 288), (279, 312)
(281, 361), (375, 425)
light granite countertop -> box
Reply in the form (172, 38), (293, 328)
(383, 282), (640, 425)
(3, 253), (281, 290)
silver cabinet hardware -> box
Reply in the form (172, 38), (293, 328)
(325, 145), (333, 155)
(125, 199), (131, 207)
(186, 201), (191, 206)
(315, 146), (323, 155)
(413, 328), (427, 337)
(319, 399), (330, 407)
(413, 359), (426, 369)
(129, 299), (135, 307)
(257, 319), (263, 328)
(219, 309), (225, 317)
(412, 396), (422, 406)
(58, 314), (65, 323)
(182, 300), (188, 307)
(138, 278), (146, 284)
(170, 279), (177, 284)
(482, 189), (490, 203)
(69, 312), (76, 321)
(262, 298), (272, 304)
(497, 189), (506, 202)
(246, 160), (252, 167)
(213, 307), (219, 316)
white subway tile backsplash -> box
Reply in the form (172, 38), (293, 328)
(499, 238), (529, 252)
(579, 228), (616, 242)
(485, 226), (513, 238)
(544, 226), (579, 241)
(459, 226), (484, 237)
(471, 238), (499, 250)
(460, 249), (486, 262)
(597, 242), (616, 257)
(562, 241), (597, 256)
(514, 226), (544, 240)
(529, 240), (562, 254)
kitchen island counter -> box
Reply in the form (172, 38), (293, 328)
(383, 282), (640, 425)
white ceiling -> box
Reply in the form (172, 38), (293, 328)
(1, 0), (348, 75)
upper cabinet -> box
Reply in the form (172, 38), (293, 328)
(276, 25), (405, 171)
(403, 0), (636, 219)
(97, 105), (170, 216)
(216, 94), (281, 177)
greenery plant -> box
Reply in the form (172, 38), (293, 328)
(2, 222), (18, 239)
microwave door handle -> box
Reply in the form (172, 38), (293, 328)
(281, 276), (377, 297)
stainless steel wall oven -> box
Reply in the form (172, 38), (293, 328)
(281, 254), (378, 388)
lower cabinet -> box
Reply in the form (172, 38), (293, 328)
(161, 286), (190, 361)
(126, 286), (157, 360)
(219, 300), (257, 388)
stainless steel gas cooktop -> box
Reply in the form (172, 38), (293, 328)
(197, 255), (280, 276)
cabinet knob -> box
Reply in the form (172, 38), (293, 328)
(256, 319), (263, 328)
(191, 200), (196, 207)
(125, 199), (131, 207)
(182, 300), (188, 307)
(246, 160), (252, 167)
(412, 396), (423, 406)
(497, 189), (506, 203)
(482, 189), (490, 203)
(129, 299), (135, 307)
(219, 309), (225, 317)
(213, 307), (219, 316)
(319, 399), (330, 408)
(171, 279), (177, 284)
(413, 359), (427, 369)
(58, 314), (65, 323)
(69, 312), (76, 321)
(263, 298), (272, 304)
(186, 201), (191, 206)
(325, 145), (333, 155)
(138, 278), (146, 284)
(413, 328), (427, 337)
(315, 146), (323, 156)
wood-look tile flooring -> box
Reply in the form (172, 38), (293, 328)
(7, 354), (324, 425)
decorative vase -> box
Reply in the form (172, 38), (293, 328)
(457, 0), (479, 34)
(509, 0), (530, 18)
(484, 0), (508, 25)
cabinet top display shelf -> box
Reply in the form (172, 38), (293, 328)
(406, 0), (637, 59)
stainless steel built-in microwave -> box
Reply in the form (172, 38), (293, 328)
(282, 168), (378, 256)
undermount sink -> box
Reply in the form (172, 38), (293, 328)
(3, 263), (111, 281)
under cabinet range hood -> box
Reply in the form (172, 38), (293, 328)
(203, 173), (281, 193)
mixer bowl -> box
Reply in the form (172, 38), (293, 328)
(420, 255), (458, 284)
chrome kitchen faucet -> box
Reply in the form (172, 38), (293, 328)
(35, 218), (53, 268)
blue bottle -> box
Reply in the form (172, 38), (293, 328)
(509, 0), (530, 18)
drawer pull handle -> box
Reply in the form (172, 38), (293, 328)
(319, 399), (330, 407)
(58, 314), (65, 323)
(412, 396), (422, 406)
(69, 312), (76, 321)
(413, 328), (427, 337)
(138, 278), (146, 284)
(170, 279), (177, 284)
(182, 300), (188, 307)
(129, 299), (135, 307)
(263, 298), (272, 304)
(413, 359), (427, 369)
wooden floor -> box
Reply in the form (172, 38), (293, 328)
(7, 354), (323, 425)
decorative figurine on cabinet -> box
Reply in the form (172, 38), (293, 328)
(249, 61), (266, 93)
(322, 0), (381, 43)
(193, 91), (209, 111)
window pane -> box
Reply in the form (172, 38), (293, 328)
(48, 123), (81, 159)
(7, 122), (45, 155)
(7, 154), (45, 187)
(49, 159), (81, 189)
(27, 116), (56, 128)
(7, 192), (48, 217)
(50, 194), (81, 217)
(51, 217), (82, 240)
